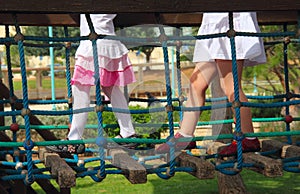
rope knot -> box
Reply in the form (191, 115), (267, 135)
(65, 42), (72, 49)
(226, 29), (236, 38)
(14, 33), (24, 42)
(21, 108), (31, 117)
(233, 131), (245, 141)
(165, 105), (174, 112)
(232, 100), (241, 108)
(95, 105), (104, 112)
(96, 136), (107, 147)
(89, 32), (98, 41)
(176, 40), (183, 48)
(284, 36), (291, 44)
(159, 33), (168, 44)
(23, 140), (34, 150)
(178, 95), (185, 104)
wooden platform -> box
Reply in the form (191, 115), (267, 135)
(0, 0), (299, 26)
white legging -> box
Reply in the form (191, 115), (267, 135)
(68, 84), (135, 140)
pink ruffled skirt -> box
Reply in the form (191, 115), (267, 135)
(71, 54), (136, 87)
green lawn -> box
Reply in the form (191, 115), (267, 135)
(13, 77), (67, 90)
(31, 167), (300, 194)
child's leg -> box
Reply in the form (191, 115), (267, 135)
(68, 84), (91, 140)
(102, 86), (135, 138)
(179, 62), (217, 136)
(216, 59), (254, 133)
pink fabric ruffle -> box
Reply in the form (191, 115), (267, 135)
(71, 56), (136, 87)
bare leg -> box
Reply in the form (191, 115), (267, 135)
(102, 86), (135, 138)
(179, 62), (218, 136)
(216, 59), (254, 134)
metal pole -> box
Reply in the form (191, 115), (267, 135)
(48, 26), (56, 110)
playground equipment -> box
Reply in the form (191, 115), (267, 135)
(1, 1), (300, 193)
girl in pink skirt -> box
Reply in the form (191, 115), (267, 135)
(157, 12), (266, 156)
(48, 14), (137, 154)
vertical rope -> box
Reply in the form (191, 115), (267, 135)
(228, 12), (243, 169)
(13, 14), (34, 184)
(64, 26), (73, 124)
(85, 14), (106, 180)
(5, 25), (19, 163)
(174, 28), (184, 121)
(283, 23), (292, 144)
(156, 13), (175, 176)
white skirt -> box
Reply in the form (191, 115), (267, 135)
(193, 12), (266, 66)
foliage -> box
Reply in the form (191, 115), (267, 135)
(250, 98), (283, 118)
(243, 24), (300, 95)
(22, 26), (79, 58)
(118, 25), (157, 69)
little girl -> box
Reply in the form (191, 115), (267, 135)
(156, 12), (266, 156)
(48, 14), (137, 154)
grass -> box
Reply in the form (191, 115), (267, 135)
(31, 162), (300, 194)
(13, 77), (67, 90)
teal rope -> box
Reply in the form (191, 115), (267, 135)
(283, 23), (292, 144)
(228, 12), (243, 169)
(13, 14), (34, 184)
(64, 26), (73, 123)
(85, 14), (106, 180)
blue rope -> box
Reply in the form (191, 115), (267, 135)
(283, 23), (292, 144)
(85, 14), (106, 180)
(13, 14), (34, 184)
(228, 12), (243, 169)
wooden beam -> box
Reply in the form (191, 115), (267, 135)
(0, 0), (299, 14)
(261, 139), (287, 158)
(176, 152), (215, 179)
(0, 11), (298, 26)
(44, 153), (76, 188)
(243, 153), (283, 177)
(109, 148), (147, 184)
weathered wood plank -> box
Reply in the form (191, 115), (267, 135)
(284, 145), (300, 158)
(176, 152), (215, 179)
(261, 139), (287, 158)
(0, 11), (298, 26)
(243, 152), (283, 177)
(206, 142), (227, 155)
(109, 149), (147, 184)
(217, 171), (246, 194)
(0, 0), (299, 14)
(44, 153), (76, 188)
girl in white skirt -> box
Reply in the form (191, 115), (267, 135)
(48, 14), (137, 154)
(157, 12), (266, 156)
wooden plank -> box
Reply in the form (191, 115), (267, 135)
(176, 152), (215, 179)
(0, 13), (79, 26)
(284, 145), (300, 158)
(243, 153), (283, 177)
(44, 153), (76, 188)
(261, 139), (287, 158)
(0, 11), (298, 26)
(0, 0), (299, 14)
(109, 148), (147, 184)
(206, 142), (227, 155)
(217, 171), (246, 194)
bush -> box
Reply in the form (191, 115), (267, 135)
(251, 98), (283, 118)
